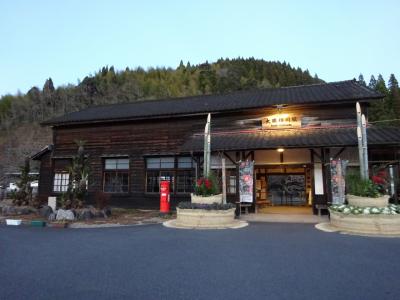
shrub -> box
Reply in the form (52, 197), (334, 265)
(346, 171), (380, 198)
(194, 172), (219, 196)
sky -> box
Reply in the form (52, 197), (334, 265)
(0, 0), (399, 96)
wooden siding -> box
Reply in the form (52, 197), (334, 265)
(37, 152), (53, 202)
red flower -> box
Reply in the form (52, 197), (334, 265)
(377, 171), (387, 177)
(197, 178), (203, 186)
(204, 179), (212, 189)
(372, 175), (385, 185)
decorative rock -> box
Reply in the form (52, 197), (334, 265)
(16, 207), (31, 215)
(39, 206), (53, 218)
(48, 212), (56, 221)
(1, 205), (17, 216)
(102, 207), (112, 217)
(77, 209), (94, 220)
(94, 211), (105, 218)
(56, 209), (75, 221)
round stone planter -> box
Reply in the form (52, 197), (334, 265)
(329, 209), (400, 235)
(346, 194), (389, 208)
(163, 207), (249, 229)
(191, 193), (223, 205)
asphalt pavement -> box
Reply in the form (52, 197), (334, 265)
(1, 223), (399, 300)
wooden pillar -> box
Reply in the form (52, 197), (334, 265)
(309, 149), (315, 206)
(323, 148), (331, 205)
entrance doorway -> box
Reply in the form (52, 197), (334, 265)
(255, 165), (312, 208)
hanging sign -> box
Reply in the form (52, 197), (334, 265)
(262, 113), (301, 128)
(239, 160), (254, 203)
(330, 158), (348, 205)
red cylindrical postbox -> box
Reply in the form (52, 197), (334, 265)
(160, 181), (170, 213)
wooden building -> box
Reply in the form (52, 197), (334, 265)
(32, 80), (400, 213)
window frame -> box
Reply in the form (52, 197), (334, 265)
(53, 172), (70, 193)
(145, 156), (195, 195)
(102, 157), (130, 194)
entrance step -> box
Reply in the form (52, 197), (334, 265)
(241, 213), (329, 224)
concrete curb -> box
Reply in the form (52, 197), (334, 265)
(315, 222), (400, 238)
(163, 219), (249, 230)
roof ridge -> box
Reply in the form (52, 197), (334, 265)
(43, 80), (384, 126)
(50, 80), (359, 112)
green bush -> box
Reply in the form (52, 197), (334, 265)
(193, 171), (219, 196)
(346, 171), (380, 198)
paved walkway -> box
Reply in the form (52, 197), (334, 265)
(241, 213), (329, 223)
(1, 223), (399, 300)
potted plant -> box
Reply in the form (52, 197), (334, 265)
(191, 172), (222, 205)
(345, 170), (389, 208)
(327, 168), (400, 235)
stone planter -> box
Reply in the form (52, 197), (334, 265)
(329, 210), (400, 235)
(191, 193), (223, 205)
(346, 194), (389, 208)
(175, 207), (236, 228)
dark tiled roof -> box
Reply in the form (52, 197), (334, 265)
(180, 127), (400, 152)
(31, 145), (53, 160)
(43, 80), (382, 126)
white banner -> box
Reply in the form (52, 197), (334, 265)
(239, 160), (254, 203)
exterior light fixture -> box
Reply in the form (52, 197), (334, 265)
(277, 148), (285, 152)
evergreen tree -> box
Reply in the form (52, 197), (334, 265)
(369, 75), (377, 90)
(358, 74), (366, 86)
(375, 74), (388, 95)
(0, 57), (322, 132)
(388, 74), (400, 116)
(388, 74), (399, 91)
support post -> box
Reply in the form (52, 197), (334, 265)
(222, 157), (227, 204)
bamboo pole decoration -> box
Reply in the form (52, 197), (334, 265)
(356, 102), (365, 179)
(361, 114), (369, 179)
(222, 157), (227, 204)
(207, 113), (211, 176)
(203, 113), (211, 177)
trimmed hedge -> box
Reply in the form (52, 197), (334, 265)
(178, 202), (235, 210)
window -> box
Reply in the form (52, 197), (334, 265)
(226, 169), (237, 194)
(176, 170), (194, 193)
(146, 157), (175, 169)
(211, 168), (236, 195)
(53, 173), (69, 192)
(145, 156), (195, 193)
(103, 158), (129, 193)
(177, 157), (195, 169)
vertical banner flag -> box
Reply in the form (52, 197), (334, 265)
(330, 158), (348, 205)
(239, 160), (254, 203)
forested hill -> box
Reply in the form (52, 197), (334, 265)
(0, 58), (321, 131)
